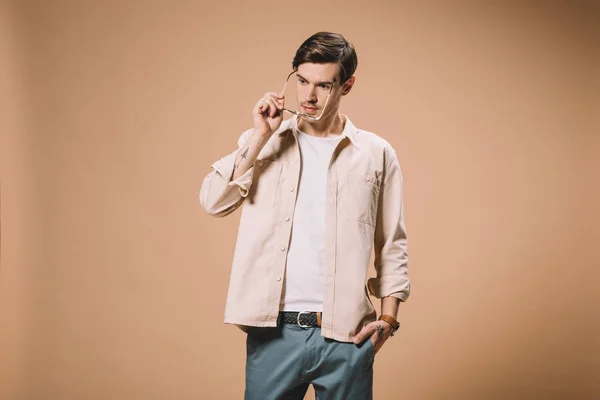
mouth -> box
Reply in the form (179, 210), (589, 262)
(301, 105), (318, 114)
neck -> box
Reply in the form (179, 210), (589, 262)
(297, 112), (345, 138)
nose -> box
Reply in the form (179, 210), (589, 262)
(304, 85), (318, 103)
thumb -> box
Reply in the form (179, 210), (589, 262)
(353, 326), (372, 345)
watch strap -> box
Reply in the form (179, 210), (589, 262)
(378, 314), (400, 335)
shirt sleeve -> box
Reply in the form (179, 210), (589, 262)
(199, 129), (255, 217)
(367, 148), (410, 301)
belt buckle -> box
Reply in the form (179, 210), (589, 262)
(296, 311), (312, 328)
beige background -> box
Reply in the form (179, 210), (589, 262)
(1, 1), (599, 399)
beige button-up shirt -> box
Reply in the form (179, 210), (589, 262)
(199, 116), (410, 342)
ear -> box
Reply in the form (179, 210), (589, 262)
(341, 76), (356, 96)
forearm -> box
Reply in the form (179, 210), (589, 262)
(381, 296), (401, 319)
(232, 130), (270, 181)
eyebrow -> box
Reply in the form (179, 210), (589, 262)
(296, 74), (335, 85)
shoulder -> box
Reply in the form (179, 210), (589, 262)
(353, 126), (399, 168)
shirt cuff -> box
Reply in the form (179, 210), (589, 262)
(227, 167), (254, 198)
(211, 150), (255, 198)
(367, 277), (410, 302)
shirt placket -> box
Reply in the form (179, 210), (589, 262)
(321, 139), (346, 336)
(266, 132), (302, 322)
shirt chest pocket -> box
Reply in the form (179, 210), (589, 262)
(345, 172), (381, 226)
(248, 159), (283, 208)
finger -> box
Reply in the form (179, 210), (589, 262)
(265, 92), (283, 106)
(265, 98), (279, 118)
(267, 92), (284, 101)
(369, 332), (379, 347)
(352, 328), (365, 344)
(353, 326), (375, 344)
(255, 99), (267, 113)
(256, 99), (272, 116)
(371, 332), (386, 354)
(257, 93), (275, 108)
(265, 94), (283, 112)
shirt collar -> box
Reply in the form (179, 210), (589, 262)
(276, 115), (360, 148)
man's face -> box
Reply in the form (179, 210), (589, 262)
(294, 62), (353, 121)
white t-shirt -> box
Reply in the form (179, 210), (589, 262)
(280, 130), (344, 312)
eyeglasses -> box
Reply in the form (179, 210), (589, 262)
(281, 70), (335, 121)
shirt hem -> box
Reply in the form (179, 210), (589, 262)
(224, 318), (278, 329)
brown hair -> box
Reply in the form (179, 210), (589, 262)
(292, 32), (358, 84)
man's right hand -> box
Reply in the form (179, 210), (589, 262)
(253, 92), (285, 137)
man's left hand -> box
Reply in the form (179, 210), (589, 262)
(352, 320), (393, 354)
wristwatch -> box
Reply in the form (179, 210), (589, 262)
(378, 314), (401, 336)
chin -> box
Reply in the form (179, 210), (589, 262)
(300, 114), (316, 122)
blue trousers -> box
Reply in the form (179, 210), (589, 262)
(244, 324), (374, 400)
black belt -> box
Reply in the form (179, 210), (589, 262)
(279, 311), (322, 328)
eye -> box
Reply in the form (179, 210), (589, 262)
(319, 84), (331, 90)
(298, 78), (307, 85)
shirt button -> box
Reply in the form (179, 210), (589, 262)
(289, 187), (295, 192)
(284, 216), (290, 222)
(280, 246), (286, 251)
(365, 176), (371, 182)
(276, 276), (282, 281)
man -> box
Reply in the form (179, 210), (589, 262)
(200, 32), (409, 399)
